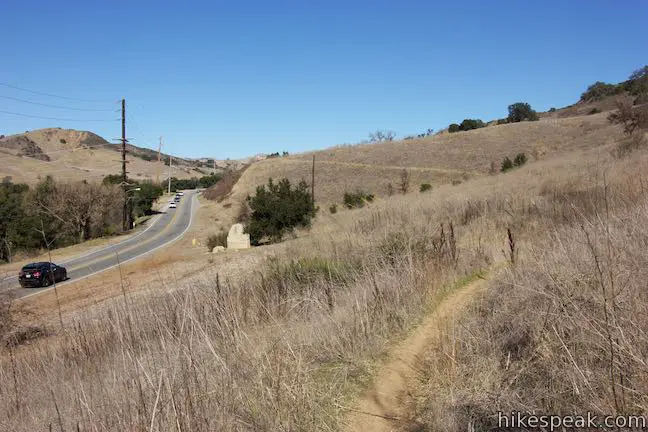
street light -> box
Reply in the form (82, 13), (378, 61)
(121, 184), (141, 232)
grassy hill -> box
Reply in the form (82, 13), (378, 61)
(0, 128), (215, 185)
(212, 109), (621, 217)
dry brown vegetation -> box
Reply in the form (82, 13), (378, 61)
(0, 105), (646, 431)
(225, 113), (621, 207)
(406, 139), (648, 430)
(0, 128), (204, 185)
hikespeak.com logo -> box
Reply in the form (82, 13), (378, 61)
(497, 411), (647, 430)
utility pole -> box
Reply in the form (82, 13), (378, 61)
(311, 155), (315, 209)
(121, 98), (129, 232)
(156, 136), (163, 183)
(168, 155), (172, 194)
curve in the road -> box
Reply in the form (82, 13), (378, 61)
(15, 190), (199, 300)
(1, 204), (167, 284)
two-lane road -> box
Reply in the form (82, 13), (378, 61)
(5, 189), (198, 299)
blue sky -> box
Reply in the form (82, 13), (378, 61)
(2, 0), (647, 159)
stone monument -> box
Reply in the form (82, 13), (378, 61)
(227, 223), (251, 250)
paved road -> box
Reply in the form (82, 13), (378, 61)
(4, 189), (199, 299)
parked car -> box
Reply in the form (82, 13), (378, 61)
(169, 202), (177, 208)
(18, 262), (67, 288)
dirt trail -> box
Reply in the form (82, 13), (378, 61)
(343, 276), (489, 432)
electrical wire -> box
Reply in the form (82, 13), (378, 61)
(0, 109), (118, 122)
(0, 82), (116, 103)
(0, 95), (118, 112)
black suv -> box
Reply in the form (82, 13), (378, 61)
(18, 262), (68, 288)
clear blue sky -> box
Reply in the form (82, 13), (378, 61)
(3, 0), (647, 159)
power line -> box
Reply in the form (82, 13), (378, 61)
(0, 82), (116, 103)
(0, 94), (117, 112)
(0, 109), (118, 122)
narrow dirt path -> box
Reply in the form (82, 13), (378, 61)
(343, 275), (489, 432)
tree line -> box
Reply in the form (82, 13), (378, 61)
(0, 176), (123, 262)
(0, 171), (223, 262)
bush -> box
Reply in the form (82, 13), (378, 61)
(588, 107), (601, 115)
(459, 119), (485, 131)
(329, 204), (338, 214)
(507, 102), (538, 122)
(501, 156), (514, 172)
(580, 81), (623, 102)
(399, 169), (411, 194)
(513, 152), (528, 167)
(59, 139), (66, 144)
(206, 232), (228, 251)
(246, 178), (315, 245)
(420, 183), (432, 192)
(608, 99), (648, 136)
(449, 119), (486, 133)
(343, 190), (372, 209)
(266, 257), (358, 286)
(548, 107), (557, 113)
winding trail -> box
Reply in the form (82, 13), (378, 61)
(343, 275), (490, 432)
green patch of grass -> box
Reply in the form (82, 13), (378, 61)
(266, 256), (359, 285)
(133, 215), (152, 227)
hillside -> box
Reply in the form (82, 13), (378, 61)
(210, 110), (621, 218)
(0, 128), (216, 185)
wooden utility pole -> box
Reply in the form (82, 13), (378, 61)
(121, 98), (129, 232)
(311, 155), (315, 208)
(156, 136), (163, 183)
(168, 155), (172, 194)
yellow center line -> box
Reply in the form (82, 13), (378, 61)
(64, 195), (186, 272)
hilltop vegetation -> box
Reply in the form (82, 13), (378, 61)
(580, 65), (648, 103)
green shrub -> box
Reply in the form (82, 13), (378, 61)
(329, 204), (338, 214)
(507, 102), (538, 122)
(548, 107), (557, 113)
(246, 177), (315, 245)
(448, 119), (485, 133)
(420, 183), (432, 192)
(343, 190), (373, 209)
(513, 153), (528, 167)
(501, 156), (514, 172)
(588, 107), (601, 115)
(266, 257), (358, 286)
(206, 232), (228, 250)
(580, 81), (624, 102)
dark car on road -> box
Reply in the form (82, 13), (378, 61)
(18, 262), (68, 288)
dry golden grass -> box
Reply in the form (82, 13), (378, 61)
(0, 128), (200, 185)
(405, 141), (648, 430)
(0, 115), (646, 431)
(225, 113), (621, 207)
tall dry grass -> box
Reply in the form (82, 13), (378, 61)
(1, 136), (644, 431)
(408, 146), (648, 430)
(0, 186), (492, 431)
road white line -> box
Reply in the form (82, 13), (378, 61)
(18, 192), (199, 301)
(1, 203), (169, 283)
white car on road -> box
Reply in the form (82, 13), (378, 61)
(169, 202), (177, 209)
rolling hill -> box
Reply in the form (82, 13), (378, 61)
(0, 128), (216, 185)
(212, 104), (622, 212)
